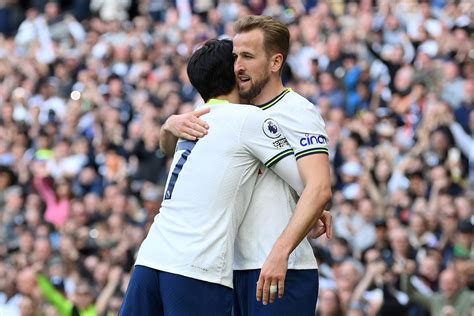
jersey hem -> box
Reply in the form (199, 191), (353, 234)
(135, 259), (233, 289)
(264, 148), (294, 168)
(233, 262), (318, 271)
(295, 148), (329, 160)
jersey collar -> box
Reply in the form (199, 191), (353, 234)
(207, 99), (230, 105)
(256, 88), (292, 111)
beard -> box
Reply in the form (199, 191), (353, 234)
(238, 73), (270, 104)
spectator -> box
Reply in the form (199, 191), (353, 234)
(315, 288), (343, 316)
(90, 0), (131, 22)
(316, 72), (345, 109)
(334, 259), (364, 312)
(0, 165), (16, 209)
(440, 60), (465, 109)
(0, 262), (21, 316)
(32, 169), (72, 229)
(401, 267), (473, 316)
(350, 259), (409, 316)
(388, 226), (417, 267)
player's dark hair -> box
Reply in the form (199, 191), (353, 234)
(187, 39), (235, 102)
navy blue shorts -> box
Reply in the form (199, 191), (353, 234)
(119, 265), (233, 316)
(233, 269), (319, 316)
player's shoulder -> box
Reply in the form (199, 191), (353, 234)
(208, 103), (263, 126)
(279, 90), (323, 120)
(285, 90), (317, 109)
(216, 103), (262, 114)
(235, 103), (263, 112)
(230, 104), (267, 123)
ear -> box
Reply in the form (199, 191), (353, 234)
(270, 53), (284, 73)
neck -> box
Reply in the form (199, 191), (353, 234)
(212, 89), (239, 104)
(251, 77), (285, 105)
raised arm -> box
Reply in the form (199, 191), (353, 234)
(159, 108), (210, 157)
(449, 121), (473, 158)
(37, 274), (73, 316)
(95, 266), (123, 315)
(350, 261), (386, 306)
(400, 270), (433, 310)
(33, 176), (56, 206)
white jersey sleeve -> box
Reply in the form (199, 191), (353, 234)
(278, 101), (329, 160)
(241, 111), (304, 194)
(269, 154), (304, 195)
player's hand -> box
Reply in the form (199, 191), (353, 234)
(256, 250), (288, 305)
(307, 210), (333, 239)
(163, 108), (210, 140)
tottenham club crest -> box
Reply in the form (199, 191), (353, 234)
(263, 119), (282, 139)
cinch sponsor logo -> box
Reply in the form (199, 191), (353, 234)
(300, 134), (328, 146)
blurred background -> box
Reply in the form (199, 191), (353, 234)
(0, 0), (472, 315)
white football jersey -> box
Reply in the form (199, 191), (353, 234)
(135, 99), (304, 288)
(234, 88), (329, 270)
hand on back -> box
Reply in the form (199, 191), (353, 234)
(164, 108), (210, 141)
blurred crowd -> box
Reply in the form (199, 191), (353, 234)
(0, 0), (472, 315)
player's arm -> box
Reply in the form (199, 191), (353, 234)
(159, 108), (210, 157)
(261, 147), (303, 194)
(257, 106), (332, 304)
(241, 112), (303, 191)
(257, 132), (331, 238)
(258, 154), (331, 304)
(265, 152), (332, 242)
(265, 150), (332, 239)
(241, 110), (331, 240)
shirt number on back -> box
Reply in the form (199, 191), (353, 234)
(164, 140), (197, 200)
